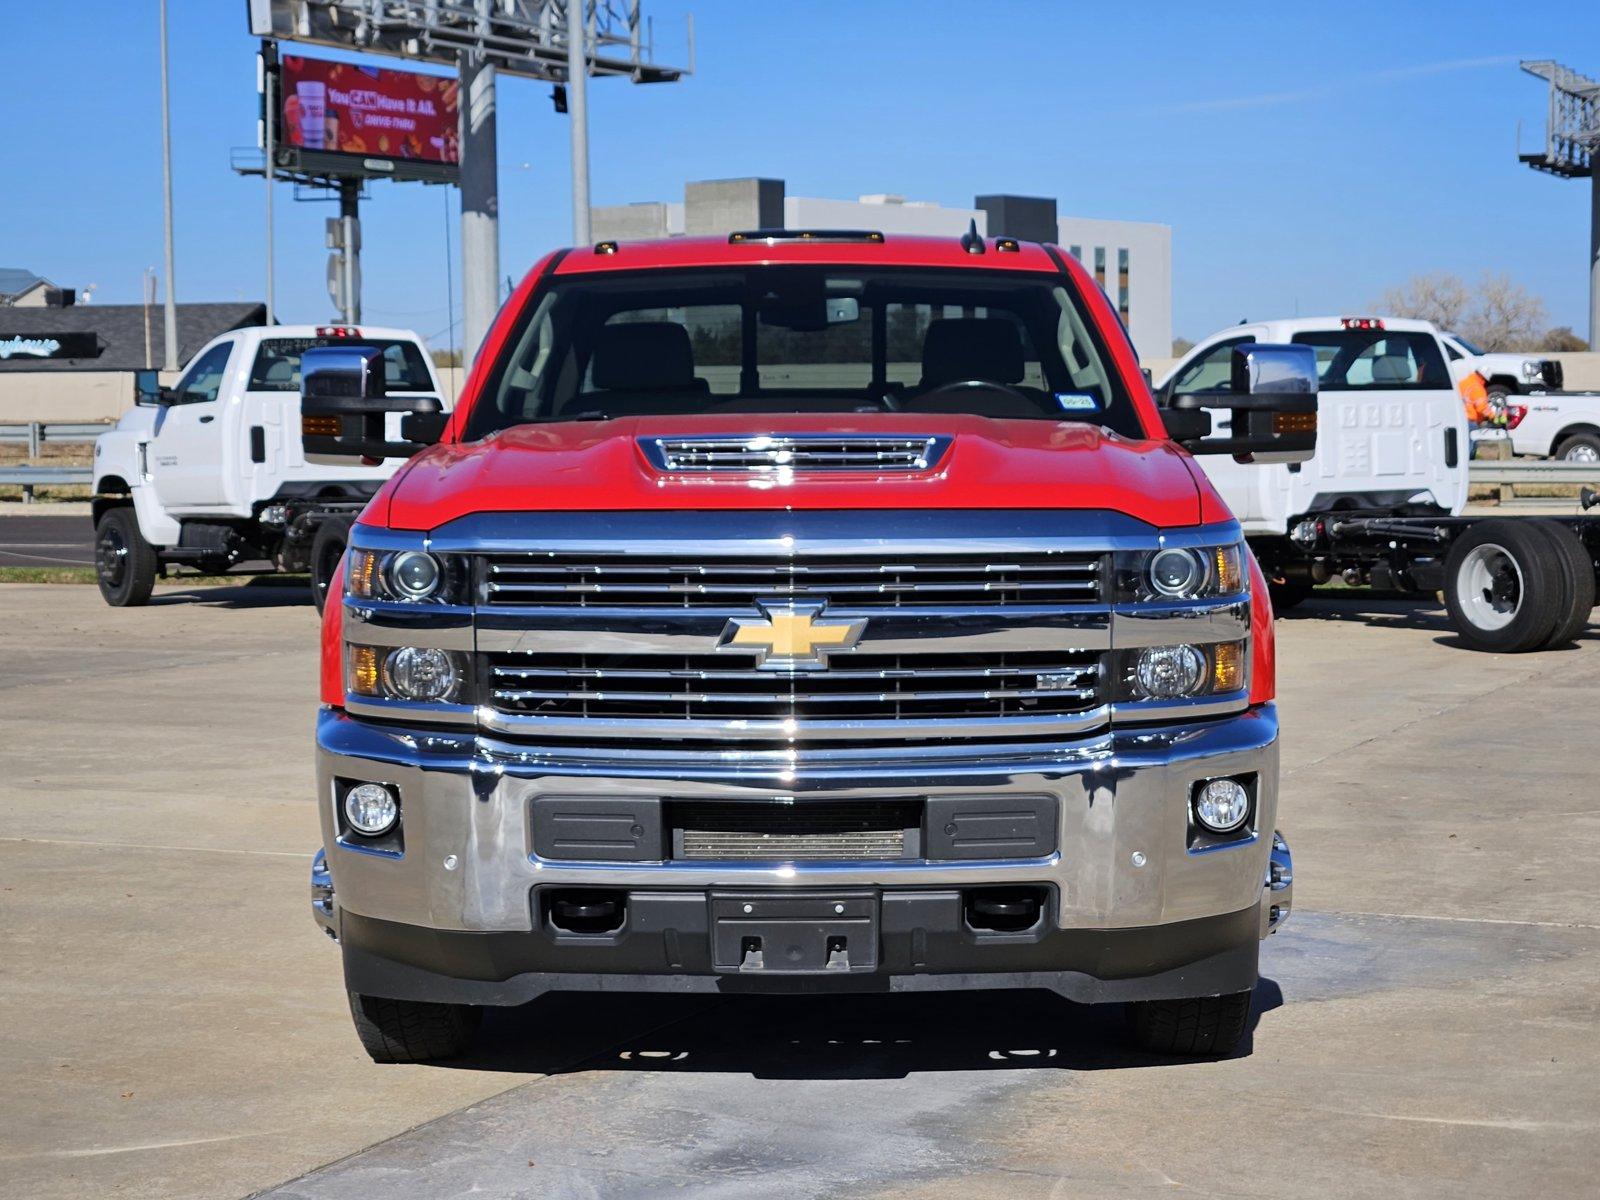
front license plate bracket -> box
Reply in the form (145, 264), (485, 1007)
(709, 890), (879, 975)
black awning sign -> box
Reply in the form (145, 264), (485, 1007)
(0, 333), (103, 360)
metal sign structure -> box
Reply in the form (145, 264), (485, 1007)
(1520, 60), (1600, 345)
(244, 1), (690, 357)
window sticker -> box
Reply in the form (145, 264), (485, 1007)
(1054, 392), (1100, 412)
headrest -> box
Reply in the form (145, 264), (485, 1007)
(1370, 354), (1412, 383)
(591, 322), (696, 391)
(920, 318), (1025, 387)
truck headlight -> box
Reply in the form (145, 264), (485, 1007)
(346, 644), (465, 703)
(1117, 543), (1244, 601)
(346, 547), (468, 604)
(1135, 644), (1205, 697)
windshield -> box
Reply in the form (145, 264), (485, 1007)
(1447, 333), (1485, 356)
(464, 266), (1141, 439)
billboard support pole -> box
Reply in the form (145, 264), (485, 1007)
(568, 1), (591, 244)
(339, 179), (361, 324)
(158, 0), (179, 371)
(459, 35), (500, 364)
(262, 44), (276, 326)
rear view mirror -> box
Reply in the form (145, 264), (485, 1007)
(1167, 343), (1318, 464)
(300, 345), (444, 463)
(133, 369), (165, 406)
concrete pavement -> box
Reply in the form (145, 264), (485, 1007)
(0, 582), (1595, 1199)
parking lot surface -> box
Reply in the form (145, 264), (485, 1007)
(2, 583), (1597, 1199)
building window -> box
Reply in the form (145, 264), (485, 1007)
(1093, 247), (1106, 288)
(1068, 244), (1082, 261)
(1118, 248), (1130, 324)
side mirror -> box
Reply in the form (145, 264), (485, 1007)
(1166, 343), (1318, 464)
(133, 369), (167, 406)
(300, 345), (444, 462)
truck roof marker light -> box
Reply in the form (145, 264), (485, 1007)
(959, 219), (986, 255)
(995, 237), (1021, 253)
(594, 240), (619, 255)
(1340, 317), (1384, 330)
(316, 325), (361, 338)
(728, 229), (885, 244)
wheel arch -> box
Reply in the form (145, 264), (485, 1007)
(1550, 422), (1600, 458)
(92, 475), (133, 524)
(1485, 375), (1521, 394)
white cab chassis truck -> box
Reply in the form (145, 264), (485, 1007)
(91, 325), (446, 609)
(1159, 316), (1598, 652)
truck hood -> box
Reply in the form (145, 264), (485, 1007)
(380, 413), (1205, 530)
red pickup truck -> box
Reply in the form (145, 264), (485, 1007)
(302, 229), (1315, 1063)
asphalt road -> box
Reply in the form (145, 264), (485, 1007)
(1, 583), (1596, 1199)
(0, 513), (94, 567)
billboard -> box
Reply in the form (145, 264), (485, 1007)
(277, 54), (459, 172)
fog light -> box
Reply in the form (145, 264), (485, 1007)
(344, 782), (398, 835)
(382, 647), (458, 702)
(1194, 778), (1251, 833)
(388, 550), (441, 601)
(1135, 644), (1205, 698)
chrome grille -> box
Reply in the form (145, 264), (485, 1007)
(641, 434), (950, 473)
(486, 649), (1102, 722)
(672, 802), (916, 861)
(482, 552), (1103, 608)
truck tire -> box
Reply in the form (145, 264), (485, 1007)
(1442, 520), (1564, 653)
(347, 992), (481, 1064)
(311, 517), (353, 614)
(1529, 520), (1595, 649)
(1554, 431), (1600, 463)
(1126, 991), (1252, 1057)
(94, 506), (158, 608)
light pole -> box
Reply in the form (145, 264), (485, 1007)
(158, 0), (179, 371)
(568, 0), (591, 245)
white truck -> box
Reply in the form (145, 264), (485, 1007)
(1158, 315), (1598, 652)
(91, 324), (446, 608)
(1435, 331), (1600, 461)
(1437, 331), (1564, 401)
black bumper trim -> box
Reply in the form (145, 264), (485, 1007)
(338, 893), (1260, 1006)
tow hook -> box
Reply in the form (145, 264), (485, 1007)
(311, 848), (338, 942)
(1263, 831), (1293, 935)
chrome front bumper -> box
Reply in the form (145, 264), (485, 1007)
(311, 703), (1282, 939)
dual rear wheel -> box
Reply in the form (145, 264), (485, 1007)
(1442, 519), (1594, 653)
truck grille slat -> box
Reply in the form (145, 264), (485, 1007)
(481, 553), (1104, 609)
(486, 650), (1103, 722)
(643, 435), (950, 473)
(671, 801), (918, 861)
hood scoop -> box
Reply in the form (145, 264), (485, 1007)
(639, 434), (952, 473)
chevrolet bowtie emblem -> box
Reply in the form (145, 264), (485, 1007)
(718, 601), (867, 670)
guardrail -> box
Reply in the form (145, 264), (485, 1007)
(0, 465), (94, 502)
(1468, 459), (1600, 503)
(0, 422), (111, 454)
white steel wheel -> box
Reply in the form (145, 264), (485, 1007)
(1456, 543), (1522, 631)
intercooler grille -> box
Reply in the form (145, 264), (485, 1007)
(486, 649), (1103, 722)
(670, 801), (917, 861)
(482, 552), (1104, 608)
(642, 434), (949, 473)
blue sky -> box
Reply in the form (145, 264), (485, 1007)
(2, 1), (1594, 349)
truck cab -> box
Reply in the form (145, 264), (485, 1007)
(1157, 316), (1469, 537)
(305, 231), (1316, 1063)
(91, 324), (444, 606)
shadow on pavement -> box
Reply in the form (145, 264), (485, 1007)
(148, 576), (313, 609)
(449, 977), (1285, 1080)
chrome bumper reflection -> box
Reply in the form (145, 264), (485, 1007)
(1263, 829), (1293, 935)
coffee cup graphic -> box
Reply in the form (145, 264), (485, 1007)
(296, 81), (326, 149)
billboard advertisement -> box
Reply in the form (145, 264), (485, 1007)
(279, 54), (459, 167)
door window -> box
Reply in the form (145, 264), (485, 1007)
(1171, 336), (1255, 396)
(172, 342), (234, 404)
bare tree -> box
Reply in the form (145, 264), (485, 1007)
(1539, 326), (1588, 352)
(1377, 272), (1472, 333)
(1463, 274), (1548, 351)
(1376, 272), (1549, 351)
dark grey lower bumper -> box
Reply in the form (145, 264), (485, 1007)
(336, 895), (1261, 1007)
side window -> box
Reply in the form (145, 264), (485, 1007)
(1443, 340), (1462, 362)
(173, 342), (234, 404)
(1171, 336), (1254, 396)
(1289, 331), (1450, 391)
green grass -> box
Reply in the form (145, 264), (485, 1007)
(0, 568), (310, 587)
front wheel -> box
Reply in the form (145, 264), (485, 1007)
(1442, 520), (1563, 653)
(94, 507), (158, 607)
(1126, 991), (1252, 1057)
(347, 992), (481, 1063)
(310, 517), (353, 614)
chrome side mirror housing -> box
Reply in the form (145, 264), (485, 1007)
(1167, 343), (1318, 464)
(300, 345), (444, 463)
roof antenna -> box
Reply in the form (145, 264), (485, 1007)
(960, 218), (986, 255)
